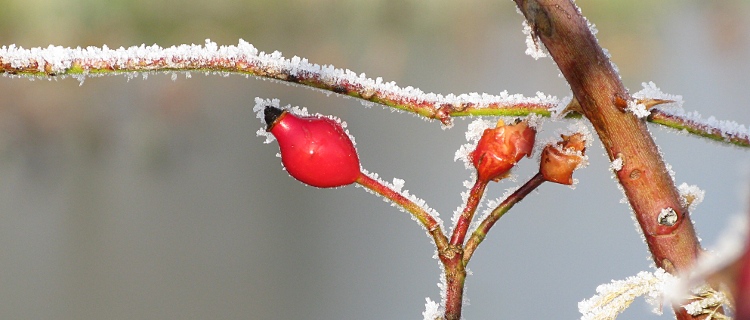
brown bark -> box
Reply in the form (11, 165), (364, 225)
(513, 1), (703, 318)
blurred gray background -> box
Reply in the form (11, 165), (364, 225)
(1, 0), (749, 319)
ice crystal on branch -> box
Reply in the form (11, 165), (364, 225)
(422, 297), (442, 320)
(579, 269), (676, 320)
(522, 20), (548, 60)
(356, 169), (444, 232)
(677, 183), (705, 213)
(0, 39), (560, 126)
(682, 288), (729, 317)
(632, 81), (684, 109)
(626, 99), (652, 119)
(610, 155), (624, 172)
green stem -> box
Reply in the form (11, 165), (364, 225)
(649, 109), (750, 148)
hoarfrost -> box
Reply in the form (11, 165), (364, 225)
(470, 186), (520, 234)
(657, 107), (750, 143)
(586, 19), (599, 35)
(522, 20), (548, 60)
(625, 99), (651, 119)
(579, 268), (676, 320)
(628, 82), (685, 118)
(454, 118), (494, 170)
(2, 39), (559, 124)
(632, 81), (684, 109)
(357, 169), (444, 233)
(610, 155), (624, 172)
(677, 183), (705, 212)
(253, 97), (281, 144)
(683, 290), (728, 316)
(422, 297), (442, 320)
(391, 178), (405, 193)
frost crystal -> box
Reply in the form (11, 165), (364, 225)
(253, 97), (281, 144)
(625, 99), (651, 119)
(677, 183), (705, 212)
(628, 82), (685, 119)
(683, 289), (728, 316)
(1, 39), (559, 122)
(391, 178), (405, 193)
(522, 20), (548, 60)
(454, 118), (494, 170)
(356, 169), (444, 233)
(579, 269), (676, 320)
(610, 155), (624, 172)
(471, 186), (519, 234)
(632, 81), (684, 109)
(422, 298), (442, 320)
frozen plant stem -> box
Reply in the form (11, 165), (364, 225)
(514, 0), (704, 318)
(450, 180), (488, 246)
(2, 43), (748, 146)
(355, 172), (464, 319)
(463, 173), (546, 263)
(355, 172), (449, 252)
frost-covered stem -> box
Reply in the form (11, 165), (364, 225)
(355, 170), (461, 318)
(3, 43), (748, 146)
(0, 41), (555, 127)
(649, 109), (750, 148)
(449, 180), (488, 246)
(441, 251), (466, 320)
(355, 172), (449, 251)
(463, 173), (545, 263)
(513, 0), (704, 319)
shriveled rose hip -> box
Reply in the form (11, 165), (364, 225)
(470, 119), (536, 182)
(539, 133), (587, 185)
(264, 106), (360, 188)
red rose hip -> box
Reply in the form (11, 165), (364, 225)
(264, 106), (360, 188)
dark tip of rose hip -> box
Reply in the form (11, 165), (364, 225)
(264, 106), (284, 130)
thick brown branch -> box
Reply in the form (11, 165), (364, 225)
(514, 0), (703, 319)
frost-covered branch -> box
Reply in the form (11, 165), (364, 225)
(0, 39), (556, 127)
(650, 109), (750, 148)
(579, 269), (676, 320)
(356, 171), (449, 252)
(462, 173), (544, 263)
(3, 40), (747, 146)
(514, 0), (707, 318)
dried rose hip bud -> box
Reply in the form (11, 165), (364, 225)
(539, 133), (587, 185)
(264, 106), (360, 188)
(470, 119), (536, 182)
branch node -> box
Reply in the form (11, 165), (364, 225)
(658, 207), (678, 227)
(524, 0), (554, 38)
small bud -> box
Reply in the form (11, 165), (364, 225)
(470, 119), (536, 182)
(265, 106), (360, 188)
(539, 133), (587, 185)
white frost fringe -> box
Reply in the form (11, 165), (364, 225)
(579, 269), (676, 320)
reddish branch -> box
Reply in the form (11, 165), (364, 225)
(514, 0), (704, 319)
(450, 180), (488, 246)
